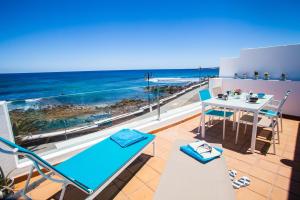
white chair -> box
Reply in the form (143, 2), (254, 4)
(235, 91), (291, 154)
(212, 87), (223, 97)
(235, 113), (278, 154)
(260, 90), (291, 132)
(198, 89), (235, 140)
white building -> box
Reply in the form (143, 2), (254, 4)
(210, 44), (300, 117)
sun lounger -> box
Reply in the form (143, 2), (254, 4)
(0, 129), (155, 200)
(154, 140), (235, 200)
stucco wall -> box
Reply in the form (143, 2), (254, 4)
(220, 44), (300, 80)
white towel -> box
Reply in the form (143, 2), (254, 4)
(188, 140), (221, 159)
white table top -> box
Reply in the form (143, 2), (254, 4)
(202, 93), (273, 112)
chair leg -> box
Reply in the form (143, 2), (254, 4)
(232, 112), (236, 131)
(280, 113), (283, 132)
(272, 122), (276, 154)
(276, 116), (280, 144)
(152, 141), (156, 156)
(232, 120), (235, 131)
(197, 116), (202, 134)
(235, 111), (241, 144)
(223, 118), (226, 140)
(208, 116), (210, 126)
(59, 183), (67, 200)
(22, 166), (34, 199)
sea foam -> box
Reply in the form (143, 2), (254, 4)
(149, 77), (199, 83)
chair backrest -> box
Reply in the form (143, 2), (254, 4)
(0, 137), (33, 155)
(0, 137), (59, 173)
(278, 90), (291, 112)
(199, 89), (212, 101)
(0, 137), (91, 193)
(212, 87), (222, 97)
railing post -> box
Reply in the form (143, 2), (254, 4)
(148, 90), (152, 112)
(63, 120), (68, 140)
(207, 77), (210, 89)
(145, 72), (153, 112)
(157, 85), (160, 121)
(149, 101), (152, 112)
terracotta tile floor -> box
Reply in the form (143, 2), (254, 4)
(15, 115), (300, 200)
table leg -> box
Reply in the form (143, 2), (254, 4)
(251, 111), (258, 153)
(235, 110), (241, 144)
(201, 103), (206, 138)
(223, 108), (226, 140)
(233, 109), (236, 131)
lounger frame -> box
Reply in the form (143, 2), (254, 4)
(1, 140), (155, 200)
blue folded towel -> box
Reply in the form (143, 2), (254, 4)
(110, 129), (147, 148)
(180, 145), (223, 164)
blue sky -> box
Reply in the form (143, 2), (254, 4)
(0, 0), (300, 73)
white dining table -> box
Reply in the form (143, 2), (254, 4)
(201, 93), (273, 153)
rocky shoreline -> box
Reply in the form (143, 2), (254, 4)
(9, 98), (147, 137)
(9, 83), (199, 140)
(145, 82), (196, 94)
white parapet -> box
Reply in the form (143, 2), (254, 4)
(0, 101), (18, 175)
(219, 44), (300, 80)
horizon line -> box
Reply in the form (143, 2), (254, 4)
(0, 67), (219, 75)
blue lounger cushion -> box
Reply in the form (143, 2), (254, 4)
(110, 129), (147, 147)
(0, 130), (155, 194)
(205, 110), (234, 118)
(180, 145), (223, 164)
(56, 129), (155, 192)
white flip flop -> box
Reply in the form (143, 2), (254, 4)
(237, 176), (250, 187)
(232, 179), (241, 189)
(228, 169), (237, 181)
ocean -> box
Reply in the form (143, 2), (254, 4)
(0, 68), (219, 110)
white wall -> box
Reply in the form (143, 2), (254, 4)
(209, 78), (300, 117)
(220, 44), (300, 80)
(0, 102), (18, 175)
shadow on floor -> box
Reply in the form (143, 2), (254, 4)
(283, 122), (300, 200)
(49, 154), (152, 200)
(191, 119), (274, 155)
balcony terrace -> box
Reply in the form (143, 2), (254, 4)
(14, 114), (300, 200)
(1, 44), (299, 200)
